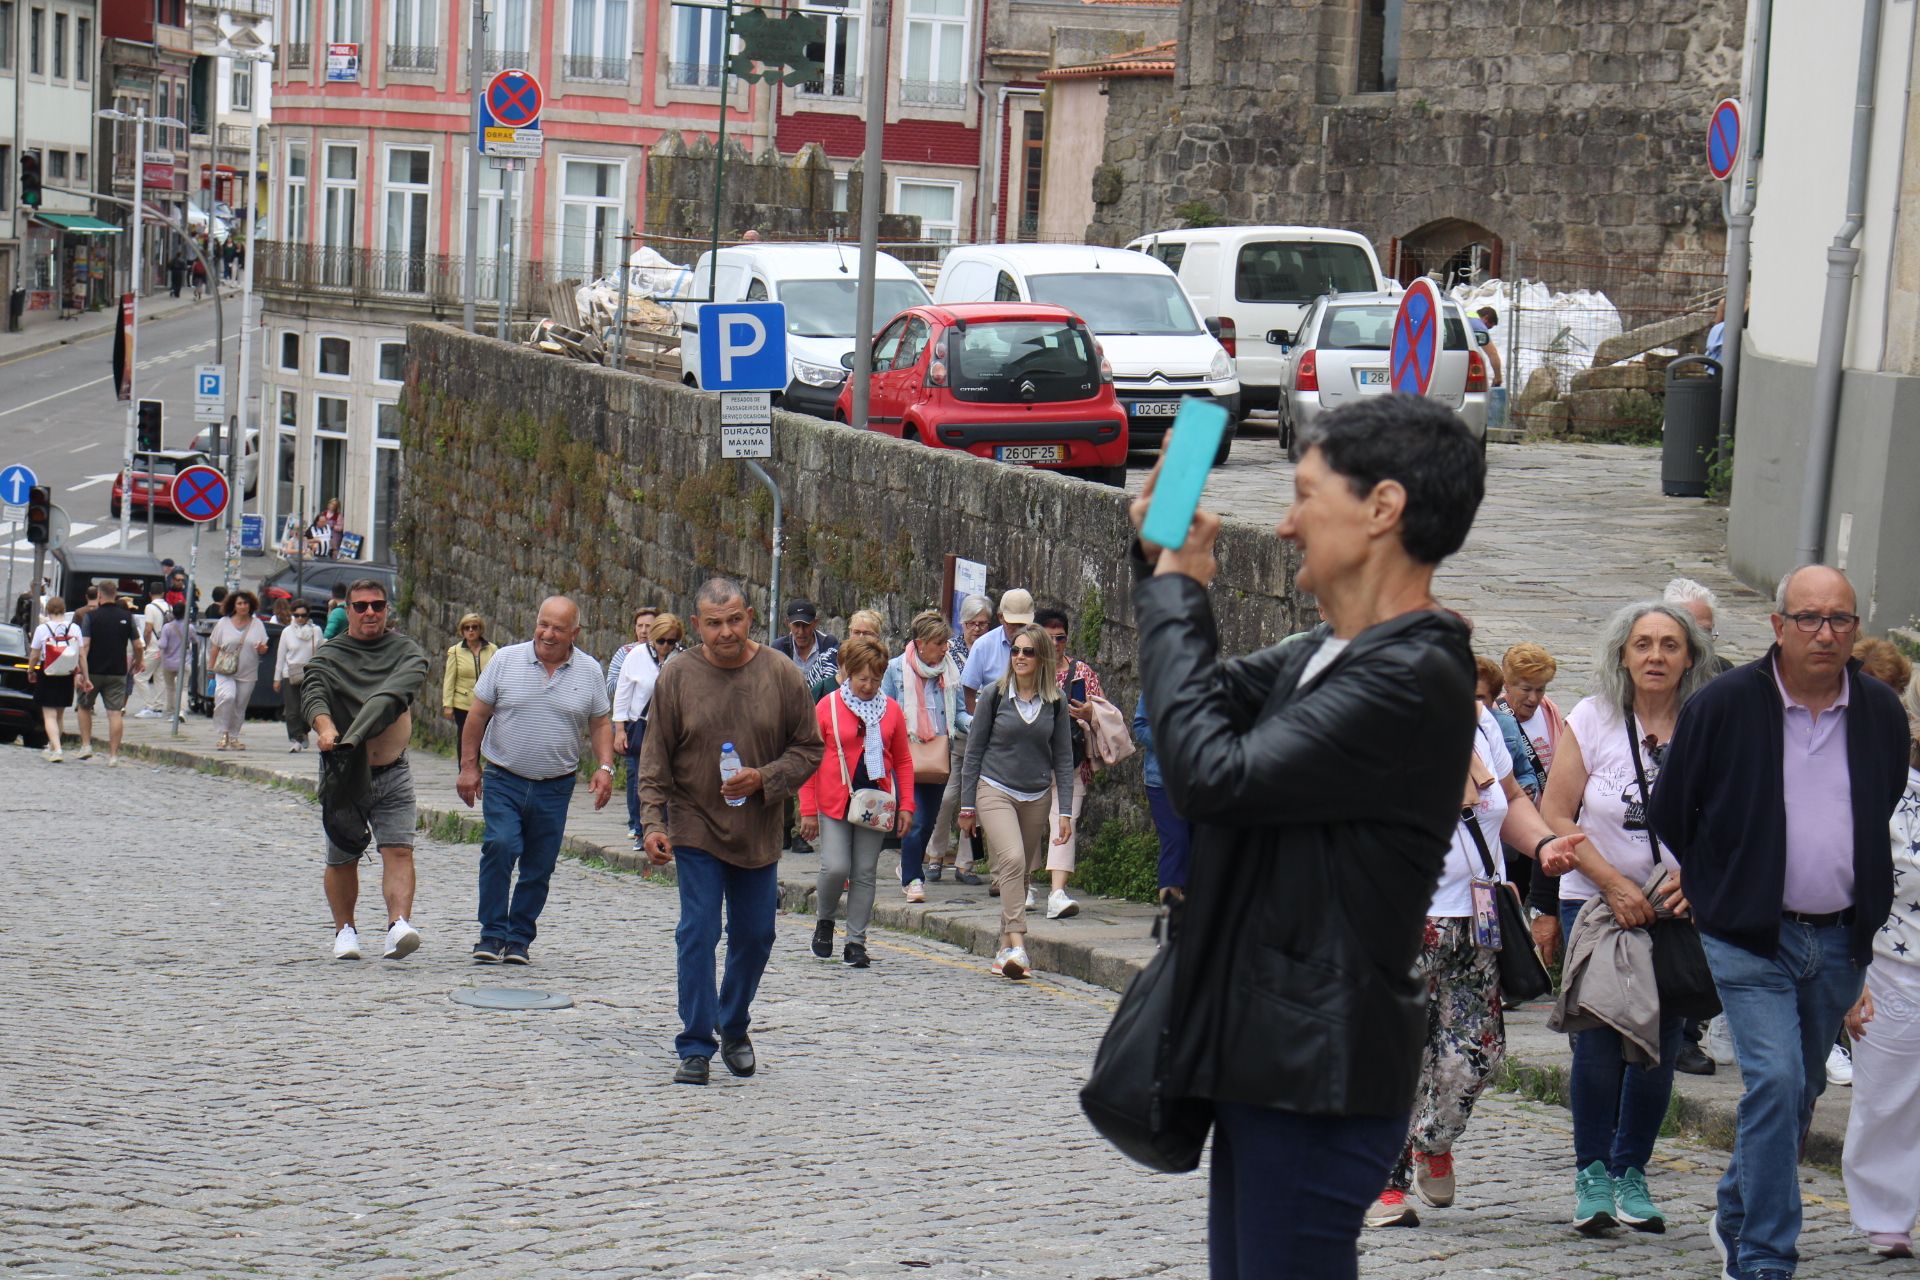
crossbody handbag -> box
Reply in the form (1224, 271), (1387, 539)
(905, 665), (951, 786)
(831, 701), (897, 832)
(1627, 723), (1722, 1021)
(1461, 807), (1553, 1002)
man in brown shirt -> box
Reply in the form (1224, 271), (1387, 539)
(641, 577), (824, 1086)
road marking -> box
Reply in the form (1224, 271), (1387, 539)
(70, 441), (101, 453)
(77, 528), (144, 550)
(0, 376), (111, 419)
(0, 334), (237, 418)
(66, 474), (119, 493)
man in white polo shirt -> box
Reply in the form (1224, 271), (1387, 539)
(959, 587), (1034, 715)
(456, 595), (615, 965)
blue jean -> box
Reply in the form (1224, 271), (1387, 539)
(1702, 920), (1864, 1275)
(674, 846), (779, 1060)
(477, 765), (576, 946)
(1210, 1101), (1408, 1279)
(621, 719), (646, 835)
(1147, 785), (1192, 891)
(899, 780), (945, 884)
(1559, 899), (1686, 1173)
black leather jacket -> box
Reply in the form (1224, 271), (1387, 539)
(1136, 573), (1477, 1118)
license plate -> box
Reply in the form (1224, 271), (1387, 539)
(995, 444), (1066, 464)
(1358, 368), (1389, 387)
(1130, 401), (1181, 417)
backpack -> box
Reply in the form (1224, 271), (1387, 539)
(41, 622), (79, 676)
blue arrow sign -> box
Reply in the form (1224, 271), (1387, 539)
(0, 464), (38, 506)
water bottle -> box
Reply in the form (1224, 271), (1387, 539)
(720, 742), (745, 807)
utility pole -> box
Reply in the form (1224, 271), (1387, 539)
(849, 0), (889, 431)
(120, 111), (147, 549)
(229, 113), (263, 577)
(463, 0), (487, 332)
(707, 0), (737, 302)
(496, 165), (513, 339)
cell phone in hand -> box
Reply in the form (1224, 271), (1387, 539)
(1141, 398), (1230, 551)
(1070, 677), (1087, 704)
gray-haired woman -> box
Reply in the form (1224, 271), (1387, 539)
(1539, 600), (1714, 1235)
(928, 593), (996, 883)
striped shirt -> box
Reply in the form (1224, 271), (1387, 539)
(473, 641), (611, 780)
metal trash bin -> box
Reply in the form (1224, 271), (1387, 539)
(1661, 355), (1721, 497)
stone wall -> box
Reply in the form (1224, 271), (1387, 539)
(1086, 0), (1744, 265)
(396, 324), (1308, 836)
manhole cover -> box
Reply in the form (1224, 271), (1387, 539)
(449, 986), (574, 1011)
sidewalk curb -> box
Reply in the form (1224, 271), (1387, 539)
(107, 733), (1802, 1164)
(1, 294), (221, 365)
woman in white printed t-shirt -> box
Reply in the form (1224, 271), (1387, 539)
(1367, 694), (1586, 1230)
(1539, 600), (1713, 1237)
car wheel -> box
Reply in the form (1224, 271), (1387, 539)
(110, 497), (122, 518)
(1213, 426), (1235, 467)
(0, 730), (16, 746)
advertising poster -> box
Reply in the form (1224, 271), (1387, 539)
(326, 44), (360, 82)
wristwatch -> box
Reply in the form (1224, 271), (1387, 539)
(596, 763), (615, 775)
(1526, 907), (1548, 923)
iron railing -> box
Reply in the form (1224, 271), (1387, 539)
(482, 48), (532, 73)
(899, 78), (967, 107)
(216, 124), (256, 151)
(286, 42), (311, 68)
(668, 60), (723, 88)
(796, 73), (861, 99)
(250, 240), (561, 317)
(387, 44), (439, 72)
(563, 53), (630, 81)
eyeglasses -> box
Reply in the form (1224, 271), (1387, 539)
(461, 624), (480, 631)
(1786, 612), (1858, 635)
(1010, 646), (1039, 657)
(350, 599), (388, 614)
(1050, 634), (1067, 645)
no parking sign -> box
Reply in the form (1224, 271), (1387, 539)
(1390, 278), (1442, 398)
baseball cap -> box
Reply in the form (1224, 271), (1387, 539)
(785, 599), (818, 623)
(999, 588), (1036, 625)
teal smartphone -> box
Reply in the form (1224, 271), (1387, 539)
(1141, 399), (1229, 551)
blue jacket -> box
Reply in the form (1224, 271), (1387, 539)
(1648, 647), (1909, 966)
(1488, 704), (1542, 797)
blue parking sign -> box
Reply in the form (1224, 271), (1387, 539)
(697, 303), (788, 391)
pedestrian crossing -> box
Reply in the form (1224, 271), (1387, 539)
(0, 521), (147, 565)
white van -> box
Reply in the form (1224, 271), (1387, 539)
(932, 244), (1241, 460)
(675, 244), (931, 419)
(1126, 226), (1386, 415)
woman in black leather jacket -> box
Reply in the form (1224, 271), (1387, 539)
(1132, 394), (1486, 1280)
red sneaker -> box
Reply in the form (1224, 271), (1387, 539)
(1364, 1188), (1419, 1228)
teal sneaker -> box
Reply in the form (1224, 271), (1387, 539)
(1612, 1167), (1666, 1233)
(1572, 1160), (1617, 1235)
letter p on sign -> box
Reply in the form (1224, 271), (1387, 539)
(696, 302), (788, 391)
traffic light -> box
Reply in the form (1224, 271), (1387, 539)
(24, 487), (51, 545)
(137, 400), (164, 454)
(20, 153), (42, 208)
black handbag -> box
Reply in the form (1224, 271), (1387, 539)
(1627, 729), (1723, 1021)
(1462, 812), (1554, 1003)
(1079, 906), (1214, 1173)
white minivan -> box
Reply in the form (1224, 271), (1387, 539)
(1126, 226), (1386, 415)
(932, 244), (1241, 460)
(674, 244), (931, 419)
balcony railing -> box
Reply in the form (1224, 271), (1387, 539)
(668, 60), (723, 89)
(207, 0), (274, 15)
(900, 78), (967, 107)
(482, 48), (533, 73)
(216, 124), (257, 151)
(387, 44), (439, 72)
(252, 240), (561, 317)
(796, 73), (861, 99)
(563, 52), (630, 82)
(286, 42), (311, 68)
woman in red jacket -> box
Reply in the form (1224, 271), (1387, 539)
(799, 635), (915, 968)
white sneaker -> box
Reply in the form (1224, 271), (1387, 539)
(904, 879), (926, 903)
(1046, 888), (1080, 920)
(73, 744), (93, 761)
(1702, 1015), (1736, 1065)
(383, 918), (421, 960)
(44, 745), (62, 763)
(105, 756), (120, 768)
(998, 946), (1030, 980)
(1827, 1042), (1854, 1087)
(1024, 886), (1037, 910)
(333, 924), (362, 960)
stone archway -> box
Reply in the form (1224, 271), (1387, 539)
(1395, 218), (1504, 285)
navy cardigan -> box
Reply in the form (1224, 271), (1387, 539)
(1648, 647), (1909, 966)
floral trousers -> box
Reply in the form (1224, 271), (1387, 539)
(1384, 917), (1507, 1191)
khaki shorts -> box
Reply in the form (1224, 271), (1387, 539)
(78, 674), (130, 713)
(324, 755), (419, 866)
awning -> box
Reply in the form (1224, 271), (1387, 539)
(32, 214), (123, 234)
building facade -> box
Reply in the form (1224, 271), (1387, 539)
(6, 0), (111, 314)
(97, 0), (198, 294)
(256, 0), (776, 563)
(1726, 0), (1920, 629)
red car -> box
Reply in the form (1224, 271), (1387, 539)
(109, 449), (213, 519)
(834, 303), (1130, 485)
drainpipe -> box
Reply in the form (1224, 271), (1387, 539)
(1795, 0), (1885, 566)
(1716, 0), (1773, 454)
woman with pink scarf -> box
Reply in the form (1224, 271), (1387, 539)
(883, 610), (969, 903)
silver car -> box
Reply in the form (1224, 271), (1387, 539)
(1270, 291), (1489, 449)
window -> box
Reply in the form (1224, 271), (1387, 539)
(279, 389), (299, 427)
(321, 145), (358, 284)
(486, 0), (529, 70)
(566, 0), (630, 80)
(902, 0), (967, 106)
(377, 342), (406, 382)
(993, 271), (1019, 302)
(799, 0), (859, 97)
(318, 336), (351, 377)
(29, 7), (43, 76)
(376, 402), (403, 439)
(1358, 0), (1403, 94)
(832, 171), (848, 214)
(1143, 241), (1186, 272)
(1026, 271), (1202, 336)
(371, 441), (399, 560)
(0, 145), (9, 212)
(1017, 111), (1043, 239)
(559, 159), (623, 278)
(284, 142), (308, 242)
(382, 147), (432, 292)
(388, 0), (435, 70)
(286, 0), (312, 66)
(669, 2), (724, 87)
(1234, 241), (1377, 303)
(279, 331), (301, 371)
(51, 10), (63, 78)
(47, 151), (67, 181)
(326, 0), (359, 44)
(893, 178), (960, 243)
(468, 154), (508, 261)
(73, 152), (86, 182)
(75, 16), (87, 81)
(274, 400), (299, 535)
(229, 65), (250, 110)
(313, 398), (348, 523)
(0, 3), (12, 72)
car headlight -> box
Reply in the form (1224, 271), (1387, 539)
(1209, 350), (1234, 381)
(793, 359), (846, 388)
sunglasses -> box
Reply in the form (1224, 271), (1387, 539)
(1010, 646), (1039, 657)
(293, 612), (309, 620)
(350, 599), (388, 613)
(461, 624), (481, 631)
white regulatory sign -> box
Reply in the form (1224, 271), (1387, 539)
(720, 392), (772, 426)
(720, 423), (772, 460)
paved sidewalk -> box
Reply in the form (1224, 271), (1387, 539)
(105, 709), (1856, 1167)
(0, 288), (212, 364)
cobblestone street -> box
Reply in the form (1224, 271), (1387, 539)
(1, 749), (1871, 1278)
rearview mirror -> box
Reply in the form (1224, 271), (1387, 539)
(1267, 329), (1292, 347)
(839, 350), (856, 371)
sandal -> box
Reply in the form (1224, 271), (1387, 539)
(215, 735), (230, 750)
